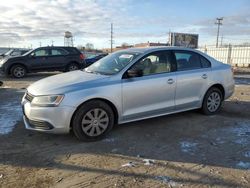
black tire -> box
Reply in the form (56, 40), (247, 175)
(10, 65), (27, 78)
(66, 63), (79, 72)
(72, 100), (115, 141)
(202, 87), (223, 115)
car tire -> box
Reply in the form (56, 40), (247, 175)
(202, 87), (223, 115)
(66, 63), (79, 72)
(72, 100), (115, 141)
(10, 65), (27, 78)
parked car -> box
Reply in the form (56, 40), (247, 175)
(0, 46), (85, 78)
(85, 53), (108, 66)
(0, 49), (29, 59)
(21, 47), (234, 141)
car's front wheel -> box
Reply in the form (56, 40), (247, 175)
(11, 65), (27, 78)
(72, 100), (115, 141)
(202, 87), (223, 115)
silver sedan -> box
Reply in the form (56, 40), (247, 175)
(21, 47), (234, 141)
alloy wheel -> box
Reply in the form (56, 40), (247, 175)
(69, 65), (78, 71)
(207, 92), (221, 112)
(81, 108), (109, 137)
(13, 67), (25, 78)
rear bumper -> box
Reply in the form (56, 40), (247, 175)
(224, 82), (235, 100)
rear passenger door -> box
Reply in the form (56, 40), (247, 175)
(46, 48), (68, 70)
(173, 50), (211, 110)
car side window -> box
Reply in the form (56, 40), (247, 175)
(51, 49), (67, 56)
(200, 56), (211, 68)
(131, 51), (173, 76)
(174, 51), (202, 71)
(33, 49), (49, 57)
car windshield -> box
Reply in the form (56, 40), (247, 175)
(85, 51), (141, 75)
(4, 49), (14, 56)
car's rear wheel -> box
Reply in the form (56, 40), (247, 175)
(202, 87), (223, 115)
(66, 63), (79, 72)
(11, 65), (27, 78)
(72, 100), (115, 141)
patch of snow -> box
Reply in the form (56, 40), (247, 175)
(244, 151), (250, 158)
(231, 122), (250, 136)
(143, 159), (155, 166)
(155, 176), (182, 187)
(234, 78), (250, 85)
(234, 137), (249, 145)
(236, 161), (250, 169)
(121, 161), (136, 167)
(180, 141), (198, 154)
(215, 137), (225, 144)
(0, 100), (22, 135)
(102, 138), (116, 143)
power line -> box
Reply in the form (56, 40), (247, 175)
(215, 17), (223, 48)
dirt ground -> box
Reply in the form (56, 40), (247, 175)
(0, 72), (249, 188)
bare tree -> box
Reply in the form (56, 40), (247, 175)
(85, 43), (94, 50)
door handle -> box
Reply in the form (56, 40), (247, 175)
(202, 74), (207, 79)
(167, 78), (174, 84)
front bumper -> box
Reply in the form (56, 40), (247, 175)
(22, 100), (76, 134)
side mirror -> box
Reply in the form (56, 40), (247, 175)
(30, 53), (35, 58)
(127, 69), (143, 78)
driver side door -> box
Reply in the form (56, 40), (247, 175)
(121, 50), (176, 122)
(27, 48), (50, 71)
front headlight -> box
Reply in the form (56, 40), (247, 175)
(31, 95), (64, 107)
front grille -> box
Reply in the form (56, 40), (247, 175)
(25, 92), (34, 102)
(25, 117), (54, 130)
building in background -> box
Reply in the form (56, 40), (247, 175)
(134, 42), (168, 48)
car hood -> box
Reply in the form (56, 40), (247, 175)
(6, 56), (26, 62)
(27, 70), (111, 95)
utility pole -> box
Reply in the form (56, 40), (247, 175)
(51, 40), (54, 46)
(220, 35), (223, 47)
(39, 42), (42, 47)
(110, 23), (114, 53)
(215, 17), (223, 48)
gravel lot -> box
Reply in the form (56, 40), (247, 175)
(0, 72), (250, 188)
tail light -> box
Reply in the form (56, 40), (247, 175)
(80, 53), (85, 60)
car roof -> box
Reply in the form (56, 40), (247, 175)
(120, 46), (201, 54)
(119, 46), (219, 66)
(37, 46), (76, 49)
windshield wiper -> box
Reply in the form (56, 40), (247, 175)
(84, 69), (112, 75)
(84, 69), (101, 75)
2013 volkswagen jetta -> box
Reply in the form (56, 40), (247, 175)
(21, 47), (234, 141)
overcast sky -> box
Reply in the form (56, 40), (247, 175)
(0, 0), (250, 49)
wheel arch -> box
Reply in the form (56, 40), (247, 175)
(205, 83), (225, 101)
(70, 98), (119, 129)
(8, 63), (28, 75)
(67, 61), (80, 67)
